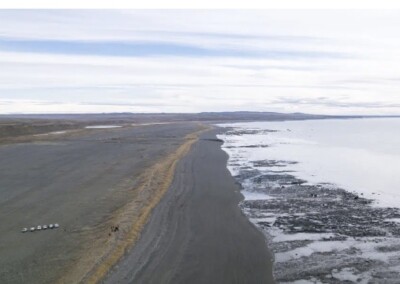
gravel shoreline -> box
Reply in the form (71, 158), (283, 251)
(0, 122), (201, 284)
(104, 129), (274, 284)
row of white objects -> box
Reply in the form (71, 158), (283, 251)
(22, 223), (59, 233)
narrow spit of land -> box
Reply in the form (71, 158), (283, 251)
(104, 129), (274, 284)
(0, 122), (203, 284)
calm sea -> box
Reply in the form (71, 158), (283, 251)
(218, 118), (400, 208)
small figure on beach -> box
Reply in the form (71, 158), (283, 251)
(111, 225), (119, 233)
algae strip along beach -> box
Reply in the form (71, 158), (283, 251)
(81, 126), (210, 284)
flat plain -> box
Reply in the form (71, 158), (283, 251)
(0, 120), (201, 283)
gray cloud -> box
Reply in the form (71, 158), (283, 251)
(274, 97), (400, 109)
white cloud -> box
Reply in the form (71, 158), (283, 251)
(1, 10), (400, 114)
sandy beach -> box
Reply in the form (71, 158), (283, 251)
(0, 118), (274, 284)
(0, 121), (204, 283)
(104, 128), (274, 283)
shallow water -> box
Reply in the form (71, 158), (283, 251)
(85, 125), (122, 129)
(217, 118), (400, 283)
(34, 130), (67, 136)
(218, 118), (400, 208)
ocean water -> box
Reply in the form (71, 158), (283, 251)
(217, 118), (400, 282)
(85, 125), (122, 129)
(218, 118), (400, 208)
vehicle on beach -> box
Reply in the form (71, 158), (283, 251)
(22, 223), (60, 233)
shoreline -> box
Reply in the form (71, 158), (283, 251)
(61, 125), (210, 284)
(0, 122), (203, 284)
(219, 124), (400, 283)
(104, 128), (275, 283)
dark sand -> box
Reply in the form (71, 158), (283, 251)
(104, 129), (274, 284)
(0, 122), (201, 283)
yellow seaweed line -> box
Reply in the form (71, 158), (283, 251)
(85, 125), (210, 284)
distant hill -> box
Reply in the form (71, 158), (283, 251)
(1, 112), (397, 140)
(0, 111), (361, 123)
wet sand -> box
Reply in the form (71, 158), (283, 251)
(104, 129), (274, 284)
(0, 122), (202, 283)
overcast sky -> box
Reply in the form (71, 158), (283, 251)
(1, 10), (400, 114)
